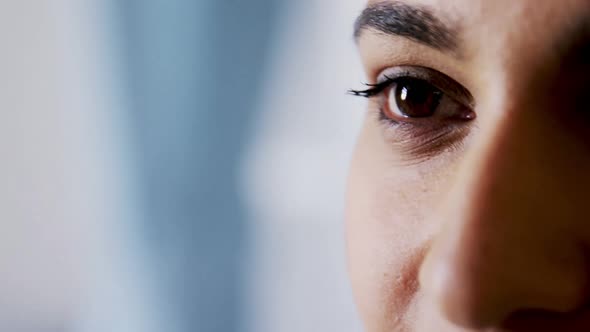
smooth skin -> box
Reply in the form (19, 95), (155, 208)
(347, 0), (590, 331)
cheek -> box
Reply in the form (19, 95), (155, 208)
(345, 119), (459, 330)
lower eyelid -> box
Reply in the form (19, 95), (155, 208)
(369, 104), (472, 161)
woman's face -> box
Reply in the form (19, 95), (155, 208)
(346, 0), (590, 331)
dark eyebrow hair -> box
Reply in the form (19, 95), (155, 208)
(354, 1), (459, 52)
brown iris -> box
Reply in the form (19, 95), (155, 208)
(387, 77), (443, 118)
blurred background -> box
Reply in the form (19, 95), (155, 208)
(0, 0), (366, 331)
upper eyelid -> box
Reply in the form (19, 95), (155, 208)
(348, 70), (434, 98)
(350, 66), (474, 108)
(377, 66), (474, 106)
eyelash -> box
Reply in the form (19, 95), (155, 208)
(348, 76), (397, 98)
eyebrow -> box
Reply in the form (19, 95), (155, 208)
(354, 1), (459, 52)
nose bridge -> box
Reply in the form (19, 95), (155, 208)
(420, 94), (590, 328)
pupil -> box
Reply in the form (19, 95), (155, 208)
(395, 78), (442, 118)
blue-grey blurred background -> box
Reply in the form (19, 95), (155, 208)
(0, 1), (365, 331)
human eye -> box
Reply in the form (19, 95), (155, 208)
(349, 66), (476, 160)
